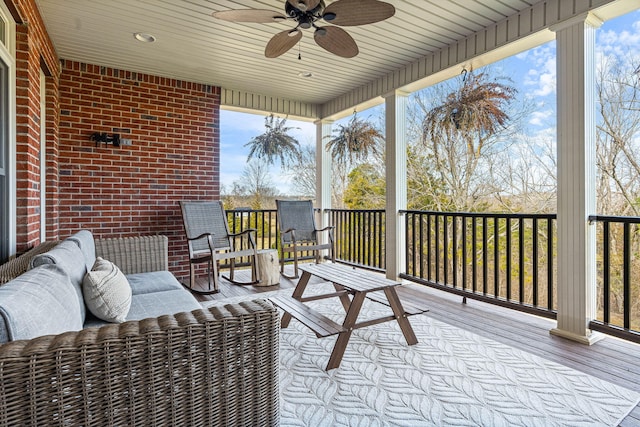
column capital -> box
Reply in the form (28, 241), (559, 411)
(550, 12), (603, 33)
(382, 89), (410, 99)
(313, 118), (335, 126)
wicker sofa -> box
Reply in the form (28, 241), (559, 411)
(0, 231), (279, 426)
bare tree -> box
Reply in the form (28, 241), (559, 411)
(490, 129), (557, 214)
(282, 144), (363, 208)
(284, 145), (316, 198)
(596, 53), (640, 216)
(230, 160), (280, 209)
(593, 52), (640, 320)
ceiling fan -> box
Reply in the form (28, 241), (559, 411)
(212, 0), (395, 59)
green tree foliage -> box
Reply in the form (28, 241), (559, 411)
(343, 164), (386, 209)
(245, 114), (301, 168)
(326, 113), (384, 167)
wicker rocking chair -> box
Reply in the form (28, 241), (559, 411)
(179, 200), (259, 294)
(276, 199), (335, 279)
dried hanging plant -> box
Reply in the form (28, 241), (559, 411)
(326, 113), (384, 165)
(245, 114), (301, 168)
(423, 71), (517, 141)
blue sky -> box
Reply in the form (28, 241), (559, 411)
(220, 10), (640, 194)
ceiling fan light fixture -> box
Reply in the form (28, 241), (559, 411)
(288, 28), (301, 37)
(299, 20), (312, 29)
(296, 1), (308, 11)
(323, 12), (336, 21)
(314, 27), (327, 37)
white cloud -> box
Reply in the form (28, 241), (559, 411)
(529, 109), (554, 127)
(522, 43), (556, 97)
(597, 13), (640, 55)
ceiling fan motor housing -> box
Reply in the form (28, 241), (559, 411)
(285, 0), (327, 28)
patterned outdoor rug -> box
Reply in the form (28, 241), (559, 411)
(203, 288), (640, 426)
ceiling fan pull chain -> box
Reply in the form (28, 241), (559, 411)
(298, 41), (302, 60)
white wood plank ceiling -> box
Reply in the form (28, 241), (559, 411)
(33, 0), (632, 118)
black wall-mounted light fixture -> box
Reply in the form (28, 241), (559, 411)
(90, 132), (120, 147)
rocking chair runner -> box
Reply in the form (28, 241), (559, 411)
(276, 199), (335, 279)
(179, 200), (260, 294)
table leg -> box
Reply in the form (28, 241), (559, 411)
(326, 291), (366, 370)
(281, 271), (311, 328)
(332, 283), (352, 313)
(383, 287), (418, 345)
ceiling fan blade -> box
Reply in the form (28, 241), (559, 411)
(286, 0), (321, 11)
(212, 9), (285, 23)
(314, 26), (358, 58)
(324, 0), (395, 26)
(265, 29), (303, 58)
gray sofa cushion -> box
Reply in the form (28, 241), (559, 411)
(67, 229), (97, 273)
(127, 271), (184, 295)
(126, 289), (201, 321)
(83, 288), (201, 329)
(30, 239), (88, 322)
(0, 264), (84, 343)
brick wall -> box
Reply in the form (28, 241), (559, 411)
(10, 0), (60, 251)
(57, 60), (220, 279)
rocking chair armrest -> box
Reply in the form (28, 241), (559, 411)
(227, 228), (257, 238)
(315, 225), (335, 232)
(186, 233), (217, 257)
(186, 232), (213, 242)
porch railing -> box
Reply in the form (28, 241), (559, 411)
(223, 208), (321, 266)
(221, 208), (640, 343)
(589, 215), (640, 342)
(327, 209), (386, 272)
(400, 210), (558, 319)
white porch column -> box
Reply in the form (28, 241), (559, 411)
(550, 13), (603, 344)
(315, 119), (333, 253)
(384, 90), (408, 280)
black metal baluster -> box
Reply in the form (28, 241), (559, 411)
(602, 221), (610, 324)
(533, 217), (539, 307)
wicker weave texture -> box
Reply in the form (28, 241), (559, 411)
(0, 241), (60, 285)
(0, 300), (280, 426)
(95, 235), (168, 275)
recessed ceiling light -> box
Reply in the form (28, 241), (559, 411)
(298, 71), (314, 78)
(134, 32), (156, 43)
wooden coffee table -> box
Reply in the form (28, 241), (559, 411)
(270, 263), (428, 370)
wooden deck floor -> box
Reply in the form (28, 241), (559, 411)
(188, 265), (640, 427)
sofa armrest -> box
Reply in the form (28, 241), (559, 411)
(0, 241), (60, 285)
(0, 299), (280, 426)
(95, 235), (168, 274)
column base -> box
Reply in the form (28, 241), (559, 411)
(549, 327), (606, 345)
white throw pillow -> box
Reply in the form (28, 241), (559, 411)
(83, 257), (132, 323)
